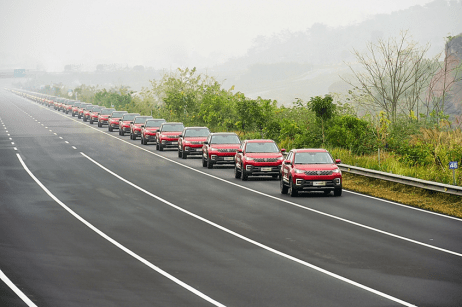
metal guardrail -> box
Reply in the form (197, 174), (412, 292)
(339, 164), (462, 196)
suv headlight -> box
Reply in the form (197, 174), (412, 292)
(295, 169), (305, 174)
(277, 156), (284, 161)
(245, 156), (254, 161)
(332, 168), (342, 174)
(210, 147), (219, 151)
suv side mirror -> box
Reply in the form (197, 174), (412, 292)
(141, 125), (145, 128)
(203, 141), (208, 144)
(237, 148), (243, 153)
(335, 159), (341, 164)
(156, 129), (160, 132)
(179, 134), (183, 138)
(284, 160), (291, 164)
(281, 148), (286, 152)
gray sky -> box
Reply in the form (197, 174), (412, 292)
(0, 0), (435, 71)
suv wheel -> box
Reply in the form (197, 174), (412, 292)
(202, 154), (207, 167)
(178, 147), (182, 158)
(280, 178), (288, 194)
(234, 165), (241, 178)
(108, 125), (113, 132)
(334, 188), (342, 197)
(207, 157), (214, 169)
(288, 179), (298, 197)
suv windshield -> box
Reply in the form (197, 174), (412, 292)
(184, 128), (210, 137)
(134, 116), (152, 124)
(121, 114), (139, 121)
(246, 142), (279, 153)
(92, 106), (103, 112)
(111, 111), (127, 118)
(210, 134), (240, 144)
(101, 109), (115, 115)
(162, 124), (184, 132)
(294, 152), (333, 164)
(145, 120), (165, 127)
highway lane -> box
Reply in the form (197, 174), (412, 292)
(2, 89), (462, 306)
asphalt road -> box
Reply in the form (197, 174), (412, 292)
(1, 88), (462, 307)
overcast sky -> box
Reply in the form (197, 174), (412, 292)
(0, 0), (436, 71)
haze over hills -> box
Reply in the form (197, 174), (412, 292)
(7, 0), (462, 112)
(209, 0), (462, 105)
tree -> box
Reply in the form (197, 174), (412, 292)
(343, 31), (440, 124)
(308, 95), (336, 145)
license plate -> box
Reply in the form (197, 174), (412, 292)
(171, 142), (178, 145)
(195, 148), (202, 151)
(313, 181), (326, 186)
(224, 157), (234, 161)
(261, 167), (272, 171)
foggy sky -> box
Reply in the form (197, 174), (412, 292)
(0, 0), (436, 71)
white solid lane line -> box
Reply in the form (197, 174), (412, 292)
(81, 152), (416, 307)
(15, 153), (226, 307)
(0, 270), (37, 307)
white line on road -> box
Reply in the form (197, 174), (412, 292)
(15, 153), (226, 307)
(0, 269), (37, 307)
(81, 151), (417, 307)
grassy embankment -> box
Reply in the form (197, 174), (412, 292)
(328, 148), (462, 218)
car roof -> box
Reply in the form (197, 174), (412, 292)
(184, 126), (209, 129)
(209, 132), (238, 136)
(245, 139), (275, 143)
(291, 148), (328, 153)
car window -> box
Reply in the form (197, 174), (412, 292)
(161, 124), (184, 132)
(294, 152), (333, 164)
(184, 128), (210, 137)
(245, 142), (279, 153)
(121, 114), (139, 121)
(111, 111), (127, 117)
(101, 109), (115, 115)
(134, 117), (152, 123)
(145, 120), (165, 127)
(210, 134), (240, 144)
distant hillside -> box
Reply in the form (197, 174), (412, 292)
(210, 0), (462, 105)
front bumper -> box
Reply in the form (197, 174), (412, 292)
(209, 153), (236, 164)
(243, 164), (281, 175)
(161, 139), (179, 148)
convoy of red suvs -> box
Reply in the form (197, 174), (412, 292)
(12, 90), (343, 196)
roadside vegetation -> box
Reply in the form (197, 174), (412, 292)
(32, 33), (462, 210)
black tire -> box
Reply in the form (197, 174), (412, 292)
(132, 133), (137, 140)
(83, 116), (87, 122)
(241, 168), (248, 181)
(156, 143), (159, 150)
(72, 112), (75, 117)
(178, 148), (182, 158)
(143, 137), (148, 145)
(207, 158), (214, 169)
(234, 165), (241, 178)
(159, 143), (163, 151)
(120, 129), (124, 136)
(288, 179), (298, 197)
(109, 126), (113, 132)
(98, 121), (102, 127)
(334, 188), (342, 197)
(202, 155), (207, 167)
(182, 151), (187, 159)
(280, 178), (288, 194)
(90, 119), (93, 124)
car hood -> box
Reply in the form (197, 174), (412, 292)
(293, 164), (338, 171)
(184, 137), (207, 142)
(245, 152), (283, 158)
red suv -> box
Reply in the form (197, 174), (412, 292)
(118, 113), (140, 136)
(234, 139), (285, 181)
(89, 106), (103, 124)
(108, 111), (128, 132)
(129, 116), (153, 140)
(201, 132), (241, 168)
(140, 119), (166, 145)
(280, 149), (342, 197)
(178, 127), (210, 159)
(97, 108), (115, 127)
(77, 103), (93, 119)
(156, 122), (184, 151)
(82, 105), (97, 122)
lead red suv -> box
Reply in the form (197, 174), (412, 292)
(280, 149), (342, 197)
(156, 122), (184, 151)
(140, 119), (166, 145)
(202, 132), (241, 168)
(178, 127), (210, 159)
(89, 106), (103, 124)
(234, 139), (285, 181)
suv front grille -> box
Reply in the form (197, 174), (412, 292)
(305, 170), (333, 175)
(218, 148), (237, 152)
(254, 158), (278, 162)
